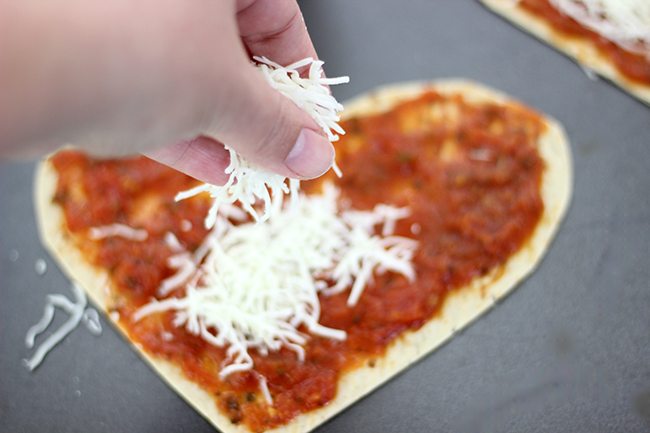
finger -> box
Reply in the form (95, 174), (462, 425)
(145, 136), (231, 185)
(207, 61), (334, 179)
(236, 0), (317, 66)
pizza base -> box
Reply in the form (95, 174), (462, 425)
(480, 0), (650, 106)
(34, 79), (572, 433)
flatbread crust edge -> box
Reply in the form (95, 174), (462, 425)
(480, 0), (650, 106)
(34, 79), (572, 433)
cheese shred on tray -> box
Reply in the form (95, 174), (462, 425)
(24, 283), (102, 371)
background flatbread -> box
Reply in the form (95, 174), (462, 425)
(34, 80), (572, 433)
(480, 0), (650, 106)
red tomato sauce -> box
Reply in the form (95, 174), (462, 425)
(520, 0), (650, 85)
(51, 91), (545, 432)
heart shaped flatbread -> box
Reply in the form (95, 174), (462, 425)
(35, 80), (572, 433)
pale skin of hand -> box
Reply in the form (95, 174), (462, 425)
(0, 0), (334, 184)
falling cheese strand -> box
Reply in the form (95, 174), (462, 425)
(177, 57), (350, 228)
(24, 283), (102, 371)
(135, 183), (417, 379)
(550, 0), (650, 57)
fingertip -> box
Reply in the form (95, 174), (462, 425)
(145, 136), (231, 185)
(283, 128), (334, 179)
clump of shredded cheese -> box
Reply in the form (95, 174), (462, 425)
(176, 152), (301, 228)
(24, 283), (102, 371)
(177, 57), (349, 228)
(550, 0), (650, 57)
(255, 56), (350, 143)
(135, 183), (417, 380)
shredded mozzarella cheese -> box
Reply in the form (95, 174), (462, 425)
(255, 56), (350, 143)
(255, 372), (273, 405)
(177, 57), (349, 228)
(164, 232), (184, 252)
(89, 224), (148, 241)
(136, 183), (417, 380)
(176, 152), (301, 228)
(132, 59), (412, 404)
(24, 283), (102, 371)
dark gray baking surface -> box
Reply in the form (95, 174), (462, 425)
(1, 1), (650, 432)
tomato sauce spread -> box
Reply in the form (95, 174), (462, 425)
(51, 91), (545, 432)
(519, 0), (650, 85)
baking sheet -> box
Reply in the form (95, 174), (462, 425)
(1, 1), (650, 432)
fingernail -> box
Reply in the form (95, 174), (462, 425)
(284, 129), (334, 179)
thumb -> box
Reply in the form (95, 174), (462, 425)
(206, 61), (335, 180)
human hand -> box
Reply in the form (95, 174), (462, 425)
(0, 0), (334, 183)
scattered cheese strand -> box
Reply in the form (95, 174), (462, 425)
(136, 183), (417, 379)
(89, 224), (148, 241)
(255, 372), (273, 406)
(177, 57), (349, 228)
(164, 232), (184, 252)
(24, 283), (102, 371)
(550, 0), (650, 57)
